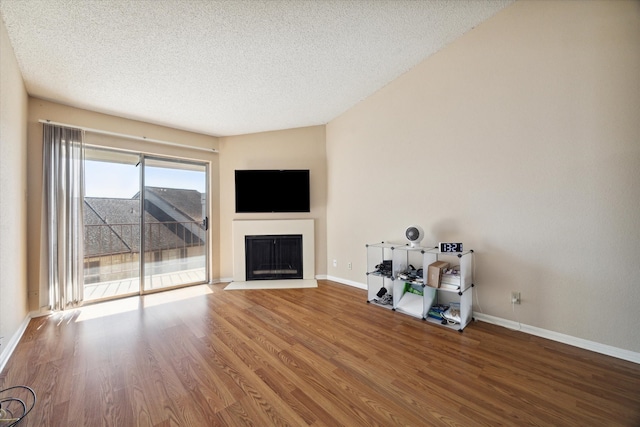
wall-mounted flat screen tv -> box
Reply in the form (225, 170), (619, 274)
(235, 169), (310, 213)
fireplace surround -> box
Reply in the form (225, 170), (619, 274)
(232, 219), (315, 283)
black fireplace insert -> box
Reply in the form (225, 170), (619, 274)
(245, 234), (303, 280)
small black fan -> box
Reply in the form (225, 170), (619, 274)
(405, 225), (424, 248)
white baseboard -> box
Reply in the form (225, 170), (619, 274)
(325, 276), (639, 365)
(473, 313), (640, 364)
(324, 275), (367, 290)
(0, 313), (32, 374)
(31, 307), (54, 318)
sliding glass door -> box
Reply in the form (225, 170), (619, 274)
(142, 157), (208, 292)
(83, 148), (142, 300)
(83, 148), (208, 301)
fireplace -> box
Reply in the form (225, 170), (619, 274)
(232, 219), (315, 283)
(245, 235), (303, 280)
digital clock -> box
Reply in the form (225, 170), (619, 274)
(439, 242), (463, 253)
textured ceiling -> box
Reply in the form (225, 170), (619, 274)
(1, 0), (513, 137)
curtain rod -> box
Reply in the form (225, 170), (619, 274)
(38, 119), (219, 153)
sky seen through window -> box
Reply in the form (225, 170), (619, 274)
(84, 160), (206, 198)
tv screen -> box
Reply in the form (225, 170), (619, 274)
(235, 170), (310, 213)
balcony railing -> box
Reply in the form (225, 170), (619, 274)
(84, 221), (206, 288)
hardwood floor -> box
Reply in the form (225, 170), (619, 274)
(2, 280), (639, 426)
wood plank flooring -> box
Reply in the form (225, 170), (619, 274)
(2, 280), (639, 426)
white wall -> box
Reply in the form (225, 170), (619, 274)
(0, 16), (29, 363)
(326, 0), (640, 353)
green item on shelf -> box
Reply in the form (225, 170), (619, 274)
(404, 282), (423, 296)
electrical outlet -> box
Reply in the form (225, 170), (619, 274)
(333, 259), (337, 267)
(348, 262), (352, 270)
(511, 291), (521, 305)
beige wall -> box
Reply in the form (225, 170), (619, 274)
(326, 0), (640, 352)
(26, 99), (220, 311)
(0, 16), (29, 358)
(218, 126), (327, 279)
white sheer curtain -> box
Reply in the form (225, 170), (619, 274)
(43, 123), (85, 310)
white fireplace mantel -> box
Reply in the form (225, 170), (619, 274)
(232, 219), (315, 282)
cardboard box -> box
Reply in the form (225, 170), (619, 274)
(427, 261), (449, 288)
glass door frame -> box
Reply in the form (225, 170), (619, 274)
(83, 145), (210, 301)
(139, 154), (210, 295)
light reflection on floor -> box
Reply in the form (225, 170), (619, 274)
(74, 284), (213, 322)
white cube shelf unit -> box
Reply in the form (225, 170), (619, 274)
(366, 242), (475, 332)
